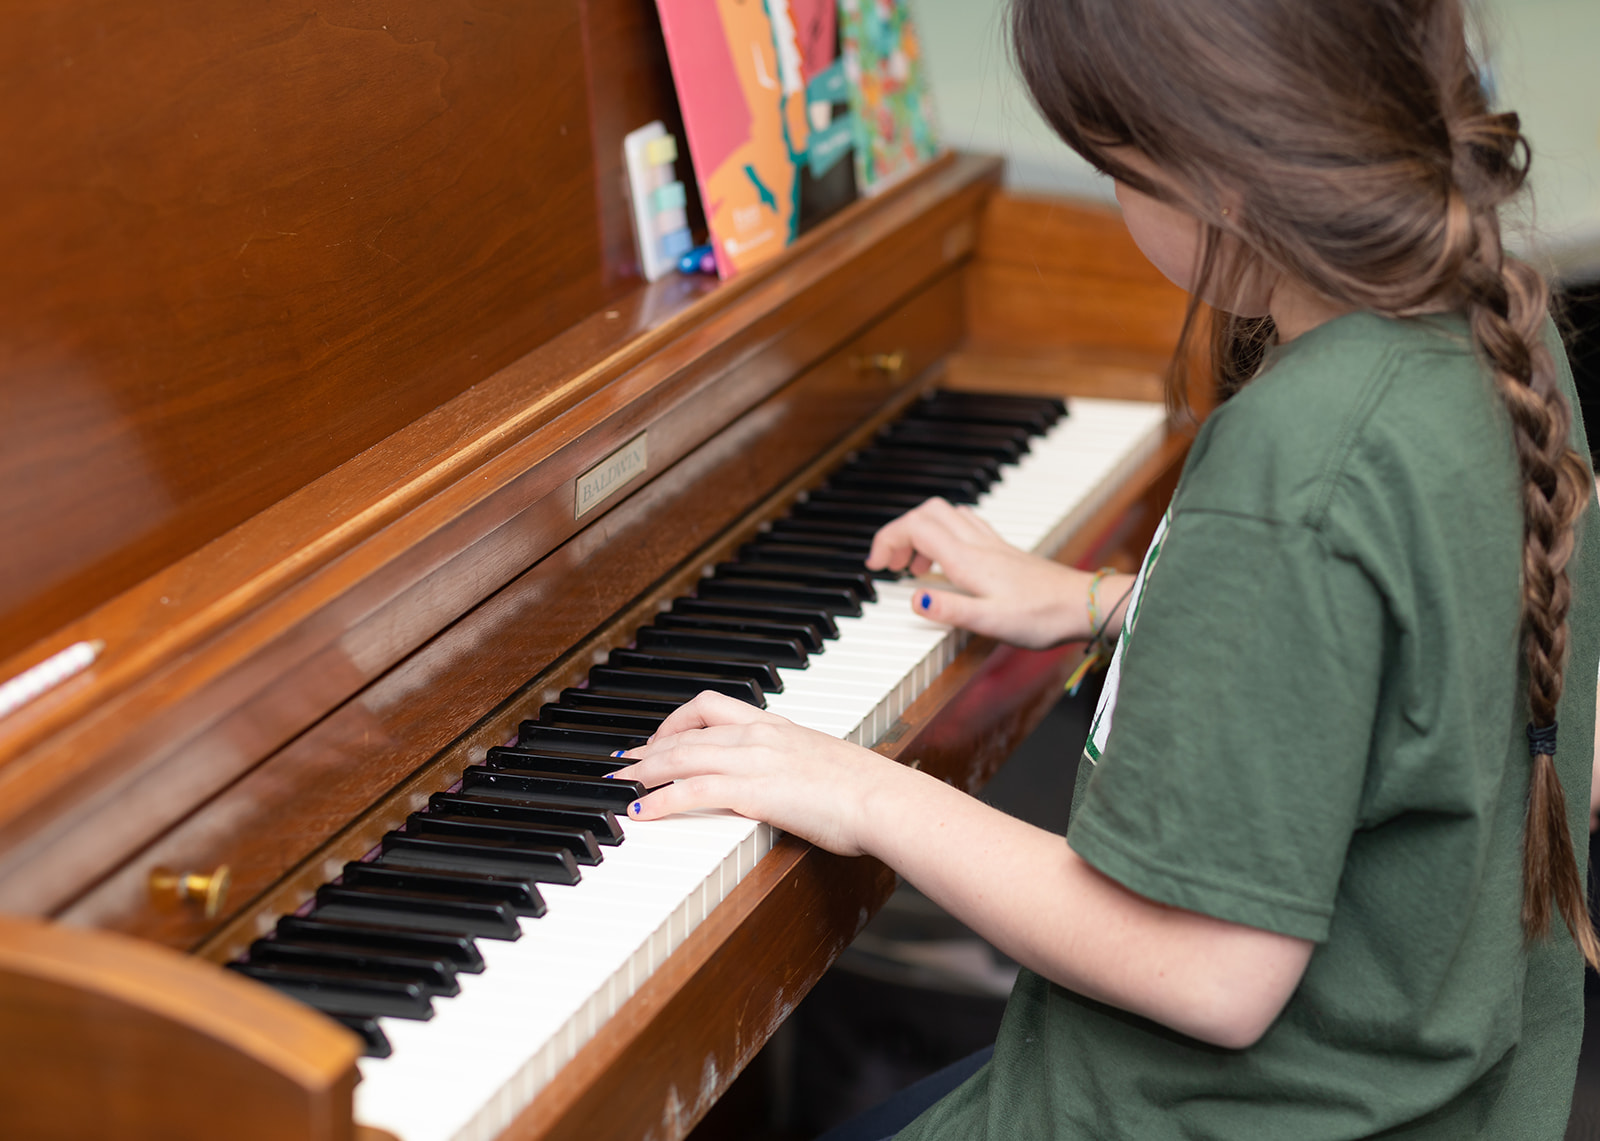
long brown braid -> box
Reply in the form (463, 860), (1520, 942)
(1011, 0), (1600, 965)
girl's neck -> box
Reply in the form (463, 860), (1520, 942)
(1269, 277), (1355, 343)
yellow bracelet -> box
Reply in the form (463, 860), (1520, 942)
(1085, 566), (1117, 635)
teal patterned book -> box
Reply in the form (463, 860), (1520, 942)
(839, 0), (941, 195)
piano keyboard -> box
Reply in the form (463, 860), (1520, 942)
(230, 393), (1166, 1141)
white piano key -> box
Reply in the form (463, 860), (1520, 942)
(354, 397), (1166, 1141)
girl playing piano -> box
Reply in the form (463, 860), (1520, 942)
(617, 0), (1600, 1136)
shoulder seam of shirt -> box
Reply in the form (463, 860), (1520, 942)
(1304, 341), (1405, 531)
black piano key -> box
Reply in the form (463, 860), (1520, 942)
(735, 541), (896, 585)
(766, 516), (882, 542)
(824, 472), (981, 503)
(406, 812), (603, 866)
(803, 487), (929, 512)
(486, 742), (624, 771)
(889, 416), (1037, 445)
(636, 626), (808, 668)
(606, 649), (782, 693)
(460, 765), (646, 809)
(788, 500), (906, 528)
(908, 396), (1057, 432)
(428, 790), (625, 845)
(227, 961), (434, 1021)
(919, 390), (1065, 420)
(834, 457), (997, 490)
(538, 705), (665, 735)
(342, 861), (550, 916)
(654, 611), (825, 653)
(712, 560), (876, 603)
(274, 915), (486, 972)
(246, 940), (460, 997)
(744, 539), (888, 575)
(380, 833), (582, 886)
(326, 1011), (393, 1058)
(515, 721), (648, 755)
(694, 577), (862, 617)
(588, 664), (767, 706)
(849, 446), (1004, 484)
(311, 884), (522, 940)
(739, 538), (872, 565)
(877, 423), (1025, 461)
(670, 597), (838, 641)
(486, 746), (629, 777)
(558, 689), (684, 718)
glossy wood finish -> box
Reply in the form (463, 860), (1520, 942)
(0, 913), (359, 1141)
(0, 155), (999, 923)
(80, 271), (968, 955)
(963, 191), (1217, 420)
(0, 1), (611, 662)
(966, 193), (1190, 356)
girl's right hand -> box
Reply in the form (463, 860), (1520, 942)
(865, 497), (1103, 649)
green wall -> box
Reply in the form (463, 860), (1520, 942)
(909, 0), (1600, 281)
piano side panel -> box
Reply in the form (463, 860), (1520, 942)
(0, 914), (360, 1141)
(0, 0), (609, 663)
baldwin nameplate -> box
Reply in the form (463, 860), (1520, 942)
(575, 432), (648, 519)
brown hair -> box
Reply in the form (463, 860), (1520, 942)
(1010, 0), (1599, 966)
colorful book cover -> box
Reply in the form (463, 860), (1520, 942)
(655, 0), (857, 279)
(839, 0), (941, 195)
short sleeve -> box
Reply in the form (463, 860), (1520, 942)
(1067, 508), (1385, 943)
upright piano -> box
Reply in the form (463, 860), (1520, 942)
(0, 4), (1201, 1139)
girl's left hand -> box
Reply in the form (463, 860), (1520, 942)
(610, 691), (903, 857)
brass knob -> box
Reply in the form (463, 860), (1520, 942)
(149, 865), (232, 919)
(853, 350), (906, 378)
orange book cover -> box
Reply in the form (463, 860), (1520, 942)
(656, 0), (856, 279)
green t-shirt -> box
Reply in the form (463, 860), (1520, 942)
(899, 313), (1600, 1140)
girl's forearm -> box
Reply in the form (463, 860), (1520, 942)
(857, 758), (1312, 1049)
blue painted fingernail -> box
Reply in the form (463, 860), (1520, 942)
(631, 801), (642, 816)
(611, 749), (625, 757)
(918, 592), (932, 611)
(602, 772), (615, 779)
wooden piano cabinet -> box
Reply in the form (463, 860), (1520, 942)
(955, 190), (1217, 422)
(78, 268), (971, 960)
(0, 154), (999, 931)
(0, 913), (361, 1141)
(0, 0), (1204, 1135)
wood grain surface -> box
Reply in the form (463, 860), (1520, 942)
(965, 193), (1191, 358)
(0, 912), (359, 1140)
(0, 155), (1001, 922)
(0, 1), (609, 662)
(76, 272), (967, 953)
